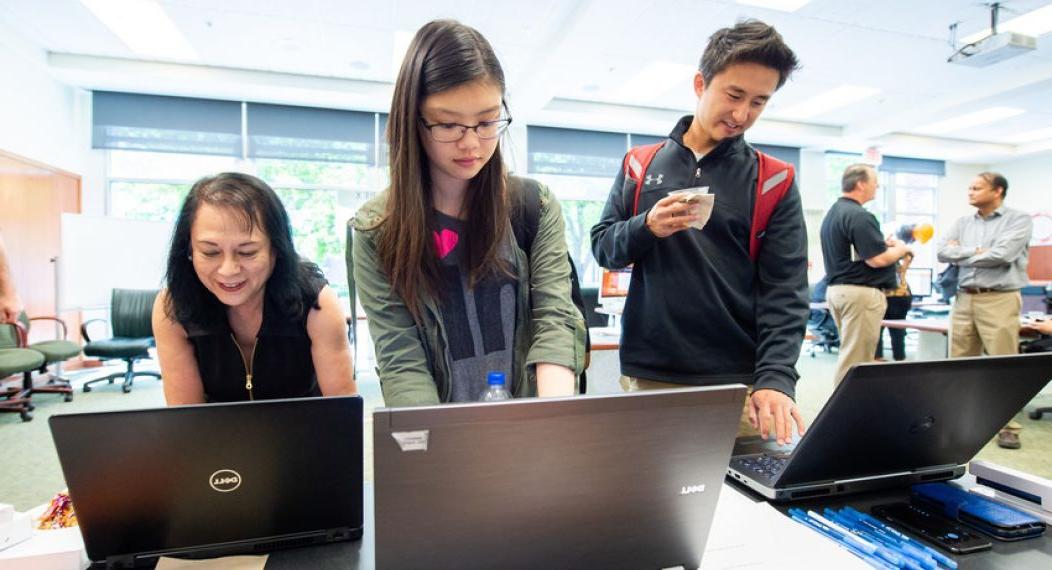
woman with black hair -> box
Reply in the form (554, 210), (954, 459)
(153, 172), (356, 403)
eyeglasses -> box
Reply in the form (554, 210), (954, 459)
(419, 116), (513, 143)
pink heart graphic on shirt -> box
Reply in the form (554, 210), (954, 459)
(433, 228), (459, 259)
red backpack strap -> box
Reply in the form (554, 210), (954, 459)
(750, 150), (795, 262)
(623, 141), (666, 216)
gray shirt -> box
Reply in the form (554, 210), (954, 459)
(937, 205), (1033, 291)
(433, 211), (518, 402)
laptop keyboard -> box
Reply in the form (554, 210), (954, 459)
(734, 453), (790, 479)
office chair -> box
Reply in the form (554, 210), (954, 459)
(806, 309), (840, 356)
(81, 289), (161, 394)
(0, 320), (46, 421)
(16, 311), (77, 402)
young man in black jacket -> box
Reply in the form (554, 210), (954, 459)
(591, 20), (808, 445)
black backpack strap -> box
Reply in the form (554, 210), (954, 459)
(508, 176), (589, 393)
(509, 176), (542, 255)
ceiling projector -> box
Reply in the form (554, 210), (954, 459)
(948, 31), (1037, 66)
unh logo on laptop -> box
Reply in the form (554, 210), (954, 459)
(680, 484), (706, 496)
(209, 469), (242, 493)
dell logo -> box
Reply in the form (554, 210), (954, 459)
(209, 469), (242, 493)
(680, 484), (706, 495)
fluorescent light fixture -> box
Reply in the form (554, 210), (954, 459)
(1013, 125), (1052, 143)
(777, 85), (880, 119)
(962, 4), (1052, 44)
(392, 30), (414, 77)
(80, 0), (197, 61)
(616, 61), (695, 104)
(917, 106), (1025, 135)
(736, 0), (811, 12)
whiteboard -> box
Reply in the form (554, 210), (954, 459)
(60, 214), (173, 310)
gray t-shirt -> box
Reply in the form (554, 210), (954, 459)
(433, 211), (518, 402)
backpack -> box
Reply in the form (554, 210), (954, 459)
(509, 177), (591, 393)
(936, 264), (959, 302)
(623, 141), (795, 261)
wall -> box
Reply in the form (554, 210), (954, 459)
(935, 161), (989, 246)
(0, 19), (105, 216)
(990, 154), (1052, 245)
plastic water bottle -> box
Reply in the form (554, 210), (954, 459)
(480, 371), (512, 402)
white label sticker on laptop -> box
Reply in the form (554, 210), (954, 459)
(392, 430), (430, 452)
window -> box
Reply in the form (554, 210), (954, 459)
(527, 173), (612, 284)
(823, 153), (942, 273)
(526, 127), (630, 286)
(106, 150), (383, 300)
(97, 93), (389, 302)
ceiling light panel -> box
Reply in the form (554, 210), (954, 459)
(777, 85), (880, 119)
(80, 0), (197, 61)
(916, 106), (1025, 135)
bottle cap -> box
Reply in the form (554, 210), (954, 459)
(487, 371), (505, 386)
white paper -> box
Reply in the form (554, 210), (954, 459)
(669, 187), (715, 231)
(156, 555), (269, 570)
(701, 485), (869, 569)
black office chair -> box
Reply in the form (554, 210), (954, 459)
(81, 289), (161, 393)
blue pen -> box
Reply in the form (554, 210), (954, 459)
(807, 509), (904, 568)
(834, 510), (929, 570)
(789, 511), (894, 568)
(823, 509), (906, 568)
(835, 509), (939, 570)
(845, 507), (957, 569)
(859, 529), (927, 570)
(843, 507), (955, 567)
(788, 509), (887, 567)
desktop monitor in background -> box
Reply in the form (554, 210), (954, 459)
(598, 267), (631, 305)
(905, 268), (933, 298)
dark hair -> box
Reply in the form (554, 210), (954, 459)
(841, 163), (875, 193)
(163, 172), (324, 328)
(977, 171), (1009, 199)
(700, 19), (799, 89)
(377, 19), (509, 322)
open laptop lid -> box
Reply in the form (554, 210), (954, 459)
(777, 353), (1052, 488)
(373, 386), (746, 570)
(49, 396), (363, 566)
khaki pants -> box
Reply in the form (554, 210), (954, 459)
(950, 290), (1022, 431)
(619, 376), (759, 438)
(950, 290), (1021, 357)
(827, 285), (887, 386)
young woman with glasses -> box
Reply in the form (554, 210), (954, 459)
(350, 19), (584, 407)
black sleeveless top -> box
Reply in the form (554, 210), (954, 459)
(185, 280), (324, 402)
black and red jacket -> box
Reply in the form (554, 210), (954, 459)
(590, 116), (808, 398)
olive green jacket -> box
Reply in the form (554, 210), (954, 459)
(348, 179), (586, 407)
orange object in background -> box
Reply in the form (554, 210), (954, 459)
(912, 223), (934, 244)
(896, 222), (935, 245)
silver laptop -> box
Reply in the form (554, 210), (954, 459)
(728, 353), (1052, 502)
(373, 386), (746, 570)
(49, 396), (364, 567)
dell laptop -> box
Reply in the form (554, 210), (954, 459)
(728, 353), (1052, 502)
(373, 385), (747, 570)
(49, 396), (363, 567)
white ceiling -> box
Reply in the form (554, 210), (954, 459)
(3, 0), (1052, 163)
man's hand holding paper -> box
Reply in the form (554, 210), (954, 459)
(645, 187), (715, 238)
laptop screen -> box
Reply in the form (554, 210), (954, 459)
(598, 267), (631, 304)
(373, 387), (747, 569)
(49, 396), (364, 565)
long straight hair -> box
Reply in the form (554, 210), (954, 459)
(377, 19), (509, 323)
